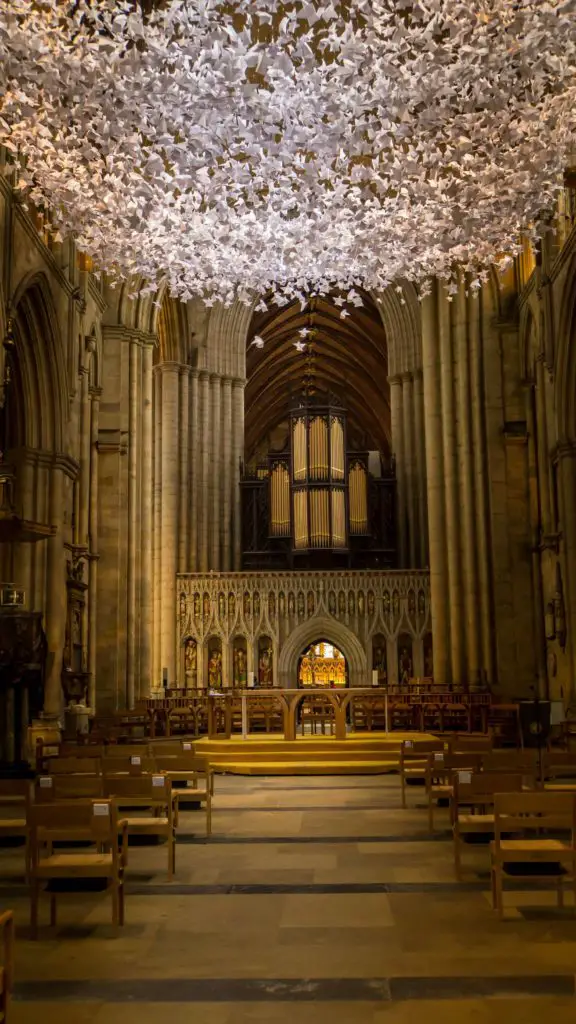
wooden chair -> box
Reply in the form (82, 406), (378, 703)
(447, 735), (493, 753)
(0, 779), (33, 879)
(0, 911), (13, 1023)
(482, 750), (539, 775)
(398, 741), (442, 808)
(490, 791), (576, 918)
(425, 753), (485, 831)
(154, 755), (213, 833)
(102, 774), (176, 879)
(29, 800), (128, 937)
(101, 755), (158, 777)
(452, 771), (528, 878)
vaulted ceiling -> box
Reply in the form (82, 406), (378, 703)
(245, 293), (390, 462)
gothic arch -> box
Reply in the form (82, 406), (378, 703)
(277, 614), (369, 688)
(10, 274), (67, 452)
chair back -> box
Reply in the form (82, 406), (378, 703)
(50, 757), (102, 776)
(102, 755), (157, 776)
(104, 744), (150, 759)
(30, 798), (118, 845)
(453, 771), (527, 805)
(493, 791), (576, 835)
(448, 736), (493, 753)
(482, 750), (539, 773)
(36, 774), (103, 802)
(0, 778), (32, 804)
(542, 752), (576, 779)
(441, 752), (485, 771)
(400, 739), (442, 763)
(154, 754), (209, 774)
(103, 773), (171, 800)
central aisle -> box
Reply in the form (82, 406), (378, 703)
(8, 776), (576, 1023)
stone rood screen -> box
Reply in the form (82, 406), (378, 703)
(176, 571), (431, 690)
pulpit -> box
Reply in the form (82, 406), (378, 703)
(0, 607), (46, 772)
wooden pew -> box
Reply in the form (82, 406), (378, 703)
(425, 753), (485, 831)
(0, 911), (13, 1023)
(50, 757), (102, 777)
(29, 800), (128, 937)
(102, 774), (176, 879)
(36, 775), (103, 802)
(491, 791), (576, 918)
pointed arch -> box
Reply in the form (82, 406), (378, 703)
(277, 614), (369, 688)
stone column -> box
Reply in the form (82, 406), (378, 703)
(525, 382), (548, 697)
(210, 373), (222, 570)
(189, 371), (199, 571)
(152, 366), (163, 686)
(472, 289), (495, 685)
(455, 282), (480, 685)
(159, 363), (180, 684)
(88, 388), (101, 710)
(441, 290), (463, 684)
(221, 378), (233, 571)
(401, 372), (416, 567)
(535, 355), (552, 535)
(126, 339), (139, 709)
(78, 369), (91, 548)
(557, 443), (576, 701)
(389, 375), (406, 566)
(413, 370), (428, 566)
(178, 369), (190, 572)
(44, 466), (66, 717)
(199, 371), (210, 572)
(140, 343), (153, 695)
(232, 379), (245, 570)
(421, 284), (449, 684)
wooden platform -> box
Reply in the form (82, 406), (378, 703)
(193, 732), (437, 776)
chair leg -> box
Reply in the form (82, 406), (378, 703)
(493, 865), (504, 918)
(49, 895), (57, 928)
(30, 882), (39, 940)
(118, 881), (125, 926)
(207, 793), (212, 837)
(111, 883), (120, 928)
(400, 773), (406, 809)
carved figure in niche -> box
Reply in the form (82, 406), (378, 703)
(268, 592), (276, 619)
(254, 591), (260, 618)
(358, 591), (365, 616)
(408, 590), (416, 617)
(203, 593), (211, 622)
(243, 591), (251, 618)
(392, 591), (400, 616)
(218, 593), (226, 621)
(372, 642), (387, 684)
(423, 632), (433, 678)
(184, 638), (197, 675)
(72, 608), (81, 645)
(338, 591), (346, 616)
(279, 591), (286, 617)
(418, 590), (426, 623)
(383, 591), (390, 615)
(328, 591), (336, 616)
(297, 592), (305, 619)
(233, 646), (247, 686)
(307, 591), (315, 617)
(208, 647), (222, 689)
(179, 592), (187, 623)
(258, 645), (273, 686)
(367, 591), (375, 616)
(348, 591), (355, 616)
(228, 592), (236, 621)
(193, 592), (201, 619)
(398, 637), (413, 685)
(288, 592), (295, 616)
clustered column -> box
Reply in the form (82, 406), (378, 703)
(388, 372), (427, 569)
(421, 278), (493, 688)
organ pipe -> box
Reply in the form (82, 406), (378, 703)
(349, 461), (368, 534)
(330, 417), (345, 480)
(310, 417), (329, 480)
(294, 489), (309, 549)
(293, 418), (307, 481)
(331, 489), (346, 547)
(270, 463), (290, 537)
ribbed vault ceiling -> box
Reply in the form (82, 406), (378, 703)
(245, 293), (390, 462)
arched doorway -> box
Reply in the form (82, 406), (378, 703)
(297, 641), (348, 689)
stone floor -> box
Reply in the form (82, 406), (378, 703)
(3, 775), (576, 1022)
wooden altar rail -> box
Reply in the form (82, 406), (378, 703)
(133, 690), (498, 743)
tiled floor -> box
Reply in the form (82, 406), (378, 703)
(4, 775), (576, 1022)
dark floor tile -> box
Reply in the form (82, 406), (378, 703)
(389, 975), (576, 1000)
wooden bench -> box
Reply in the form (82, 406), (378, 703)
(490, 791), (576, 918)
(398, 741), (443, 809)
(36, 775), (103, 802)
(102, 774), (177, 879)
(425, 753), (485, 831)
(0, 911), (13, 1023)
(29, 800), (128, 937)
(50, 757), (102, 776)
